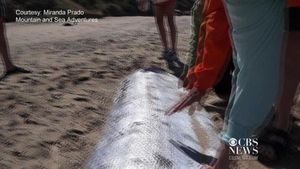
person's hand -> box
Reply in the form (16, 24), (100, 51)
(179, 72), (197, 89)
(177, 76), (189, 89)
(166, 88), (205, 116)
(182, 77), (189, 88)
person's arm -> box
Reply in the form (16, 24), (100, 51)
(186, 6), (231, 90)
(168, 2), (231, 115)
(166, 87), (205, 115)
(186, 0), (204, 69)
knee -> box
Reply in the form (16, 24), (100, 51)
(0, 27), (4, 38)
(156, 16), (164, 25)
(167, 17), (175, 27)
(167, 15), (174, 22)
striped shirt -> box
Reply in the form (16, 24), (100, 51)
(0, 0), (6, 17)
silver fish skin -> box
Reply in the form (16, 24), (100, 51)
(88, 69), (220, 169)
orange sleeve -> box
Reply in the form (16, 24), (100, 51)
(187, 0), (232, 90)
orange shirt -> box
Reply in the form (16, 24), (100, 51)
(186, 0), (231, 90)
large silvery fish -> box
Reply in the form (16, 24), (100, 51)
(88, 68), (220, 169)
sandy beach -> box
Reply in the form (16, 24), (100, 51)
(0, 16), (299, 169)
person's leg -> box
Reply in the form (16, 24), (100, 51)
(0, 17), (14, 71)
(222, 0), (285, 143)
(154, 5), (168, 51)
(166, 2), (177, 52)
(0, 17), (30, 79)
(203, 1), (285, 169)
(258, 41), (300, 161)
(257, 8), (300, 163)
(274, 31), (300, 131)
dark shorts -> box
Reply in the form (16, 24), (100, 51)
(288, 7), (300, 31)
(0, 0), (6, 17)
(154, 0), (176, 6)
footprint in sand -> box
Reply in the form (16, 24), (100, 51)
(18, 112), (30, 119)
(0, 163), (10, 169)
(86, 119), (105, 132)
(73, 97), (89, 102)
(24, 144), (50, 159)
(11, 150), (25, 159)
(84, 106), (97, 111)
(50, 92), (63, 100)
(59, 129), (87, 153)
(0, 134), (14, 147)
(47, 86), (56, 91)
(72, 76), (90, 85)
(40, 70), (52, 75)
(6, 120), (19, 128)
(17, 76), (42, 86)
(24, 119), (47, 126)
(90, 71), (107, 79)
(67, 129), (85, 136)
(56, 80), (67, 89)
(93, 49), (107, 56)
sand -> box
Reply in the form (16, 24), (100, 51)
(0, 16), (299, 169)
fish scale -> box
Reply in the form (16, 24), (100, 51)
(88, 68), (220, 169)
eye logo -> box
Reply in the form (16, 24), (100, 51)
(229, 138), (237, 146)
(228, 138), (259, 160)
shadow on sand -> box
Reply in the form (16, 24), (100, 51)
(169, 139), (217, 165)
(165, 57), (187, 79)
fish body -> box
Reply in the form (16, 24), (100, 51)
(88, 69), (220, 169)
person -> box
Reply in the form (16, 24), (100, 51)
(258, 1), (300, 163)
(152, 0), (177, 61)
(167, 0), (231, 116)
(184, 0), (204, 72)
(0, 0), (30, 80)
(182, 0), (233, 97)
(167, 0), (286, 168)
